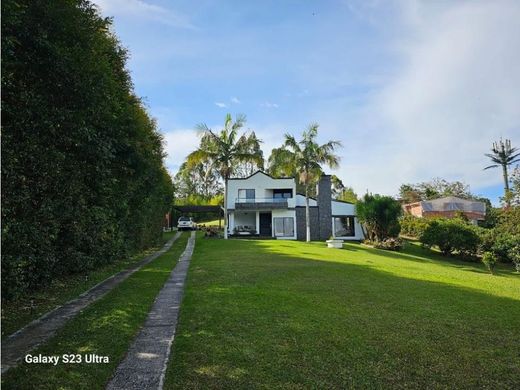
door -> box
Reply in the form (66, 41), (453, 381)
(259, 213), (272, 236)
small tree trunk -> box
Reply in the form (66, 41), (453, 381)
(503, 164), (511, 207)
(224, 177), (228, 239)
(305, 186), (311, 242)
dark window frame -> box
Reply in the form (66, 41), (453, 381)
(273, 188), (293, 199)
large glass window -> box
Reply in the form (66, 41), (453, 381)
(273, 189), (293, 199)
(333, 216), (355, 237)
(273, 217), (294, 237)
(238, 189), (255, 202)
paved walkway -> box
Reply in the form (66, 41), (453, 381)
(1, 232), (182, 374)
(106, 231), (196, 390)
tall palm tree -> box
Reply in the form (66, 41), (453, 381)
(484, 138), (520, 206)
(269, 124), (342, 242)
(187, 114), (264, 237)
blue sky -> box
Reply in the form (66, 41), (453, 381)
(93, 0), (520, 204)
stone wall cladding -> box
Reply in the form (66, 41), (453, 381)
(296, 207), (320, 241)
(317, 175), (332, 240)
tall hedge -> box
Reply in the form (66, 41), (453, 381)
(1, 0), (173, 299)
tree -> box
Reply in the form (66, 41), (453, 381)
(174, 160), (222, 200)
(187, 114), (264, 238)
(356, 194), (402, 241)
(337, 186), (358, 203)
(268, 124), (342, 242)
(509, 166), (520, 207)
(484, 139), (520, 207)
(399, 178), (473, 203)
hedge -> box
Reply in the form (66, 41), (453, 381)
(1, 0), (173, 299)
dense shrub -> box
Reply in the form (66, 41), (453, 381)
(481, 252), (497, 274)
(479, 229), (520, 263)
(420, 219), (480, 258)
(1, 1), (173, 299)
(399, 215), (431, 238)
(477, 206), (520, 264)
(356, 194), (402, 242)
(509, 245), (520, 273)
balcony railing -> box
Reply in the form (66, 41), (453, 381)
(235, 197), (289, 209)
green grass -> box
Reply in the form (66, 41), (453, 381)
(197, 218), (223, 227)
(1, 231), (177, 339)
(165, 238), (520, 389)
(1, 232), (189, 390)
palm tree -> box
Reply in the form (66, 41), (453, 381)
(187, 114), (264, 237)
(269, 124), (342, 242)
(484, 139), (520, 206)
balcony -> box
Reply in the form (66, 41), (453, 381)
(235, 197), (288, 210)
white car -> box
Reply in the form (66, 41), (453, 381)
(177, 216), (196, 231)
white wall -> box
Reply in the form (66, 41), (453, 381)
(227, 172), (296, 209)
(295, 194), (317, 207)
(234, 212), (256, 227)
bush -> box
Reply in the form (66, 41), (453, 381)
(481, 252), (497, 274)
(479, 229), (520, 263)
(399, 215), (431, 238)
(420, 219), (480, 258)
(356, 194), (402, 241)
(509, 244), (520, 273)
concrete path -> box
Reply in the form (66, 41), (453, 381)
(1, 232), (182, 374)
(106, 231), (196, 390)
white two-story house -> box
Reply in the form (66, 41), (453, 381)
(226, 171), (364, 241)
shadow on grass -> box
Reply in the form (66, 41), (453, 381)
(165, 238), (520, 390)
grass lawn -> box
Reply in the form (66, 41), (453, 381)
(1, 232), (189, 390)
(1, 231), (177, 339)
(165, 238), (520, 389)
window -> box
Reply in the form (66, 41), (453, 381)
(238, 189), (255, 202)
(273, 217), (294, 237)
(333, 216), (355, 237)
(273, 189), (293, 199)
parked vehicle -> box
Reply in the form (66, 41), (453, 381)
(178, 216), (197, 231)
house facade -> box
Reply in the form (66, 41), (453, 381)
(226, 171), (364, 241)
(403, 196), (486, 224)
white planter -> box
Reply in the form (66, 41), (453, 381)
(326, 239), (344, 249)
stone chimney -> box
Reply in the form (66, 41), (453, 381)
(317, 175), (332, 240)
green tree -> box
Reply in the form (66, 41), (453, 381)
(399, 178), (472, 203)
(484, 139), (520, 206)
(509, 166), (520, 206)
(268, 124), (341, 242)
(337, 186), (358, 203)
(174, 160), (222, 200)
(187, 114), (263, 238)
(356, 194), (402, 242)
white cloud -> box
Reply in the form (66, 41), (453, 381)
(93, 0), (195, 29)
(163, 129), (200, 174)
(231, 97), (241, 104)
(260, 101), (279, 108)
(330, 1), (520, 198)
(215, 102), (227, 108)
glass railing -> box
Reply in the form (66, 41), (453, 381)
(235, 197), (289, 203)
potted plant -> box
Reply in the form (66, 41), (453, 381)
(326, 235), (344, 248)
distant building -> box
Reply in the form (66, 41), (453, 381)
(403, 196), (486, 224)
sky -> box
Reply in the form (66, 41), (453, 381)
(93, 0), (520, 204)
